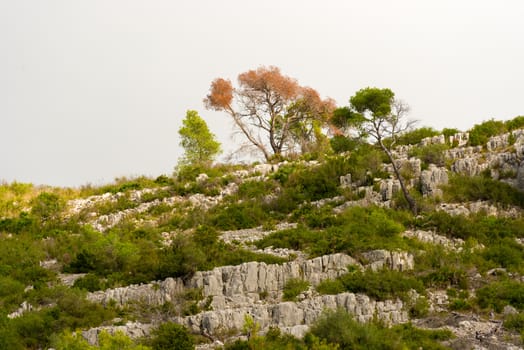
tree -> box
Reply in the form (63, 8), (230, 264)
(204, 66), (334, 160)
(345, 87), (418, 214)
(178, 110), (221, 166)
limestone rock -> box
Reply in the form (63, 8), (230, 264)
(254, 163), (279, 175)
(451, 158), (485, 176)
(340, 173), (351, 188)
(179, 292), (407, 337)
(82, 322), (153, 345)
(7, 301), (34, 319)
(379, 179), (401, 202)
(420, 165), (448, 197)
(449, 132), (469, 147)
(401, 230), (464, 251)
(196, 173), (209, 183)
(361, 250), (414, 272)
(421, 135), (445, 146)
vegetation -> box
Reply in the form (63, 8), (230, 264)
(282, 278), (310, 301)
(3, 103), (524, 348)
(316, 268), (425, 301)
(255, 206), (408, 257)
(339, 87), (418, 214)
(442, 174), (524, 207)
(178, 110), (221, 167)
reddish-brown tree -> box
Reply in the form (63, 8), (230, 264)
(204, 66), (334, 160)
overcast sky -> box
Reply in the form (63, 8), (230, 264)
(1, 1), (523, 187)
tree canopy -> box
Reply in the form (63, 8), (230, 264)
(178, 110), (221, 166)
(338, 87), (418, 214)
(204, 66), (334, 160)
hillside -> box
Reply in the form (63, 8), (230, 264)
(3, 120), (524, 349)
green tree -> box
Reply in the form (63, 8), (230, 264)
(178, 110), (221, 166)
(348, 87), (418, 214)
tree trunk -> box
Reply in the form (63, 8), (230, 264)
(379, 142), (418, 215)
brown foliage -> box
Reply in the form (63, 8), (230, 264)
(238, 66), (299, 101)
(204, 65), (334, 160)
(204, 78), (233, 110)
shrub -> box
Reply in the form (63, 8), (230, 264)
(396, 127), (440, 146)
(315, 279), (345, 295)
(308, 308), (452, 350)
(505, 116), (524, 131)
(335, 269), (424, 301)
(30, 192), (65, 230)
(283, 278), (309, 301)
(442, 175), (524, 208)
(150, 322), (194, 350)
(476, 280), (524, 312)
(73, 273), (103, 292)
(208, 201), (268, 230)
(482, 239), (524, 272)
(468, 119), (507, 146)
(442, 128), (461, 140)
(409, 143), (448, 168)
(504, 312), (524, 333)
(256, 206), (408, 257)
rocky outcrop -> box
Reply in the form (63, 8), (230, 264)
(361, 250), (414, 272)
(8, 301), (35, 319)
(449, 132), (469, 147)
(451, 157), (488, 177)
(88, 251), (414, 309)
(88, 277), (185, 307)
(83, 292), (408, 345)
(220, 223), (298, 246)
(421, 135), (446, 146)
(253, 163), (279, 175)
(438, 201), (521, 218)
(88, 254), (358, 307)
(85, 252), (412, 345)
(179, 292), (407, 337)
(445, 146), (483, 160)
(420, 165), (448, 197)
(401, 230), (464, 251)
(82, 321), (153, 346)
(379, 179), (401, 202)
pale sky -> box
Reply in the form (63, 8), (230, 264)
(1, 0), (523, 187)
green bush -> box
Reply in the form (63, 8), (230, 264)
(283, 278), (309, 301)
(73, 273), (103, 292)
(416, 210), (524, 244)
(442, 175), (524, 208)
(476, 280), (524, 312)
(10, 286), (116, 348)
(442, 128), (461, 140)
(505, 116), (524, 131)
(208, 201), (268, 230)
(409, 143), (448, 168)
(482, 238), (524, 271)
(504, 312), (524, 333)
(315, 279), (345, 295)
(150, 322), (194, 350)
(30, 192), (65, 223)
(468, 119), (507, 146)
(308, 308), (451, 350)
(321, 269), (424, 301)
(396, 127), (440, 146)
(256, 206), (408, 257)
